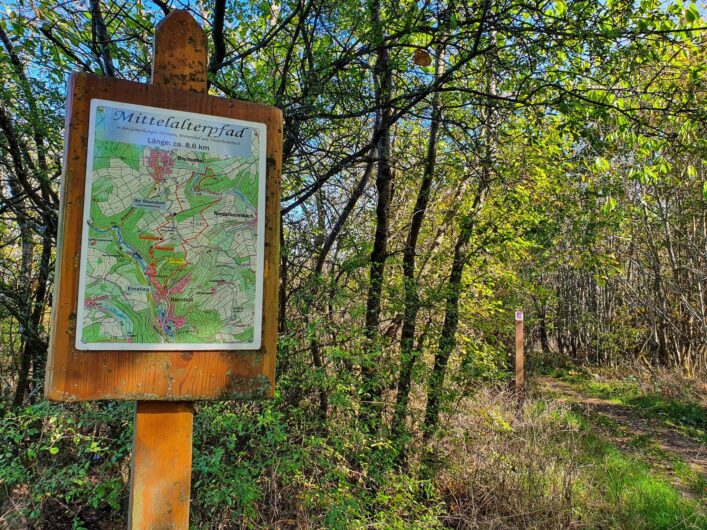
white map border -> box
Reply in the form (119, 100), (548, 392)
(75, 98), (267, 351)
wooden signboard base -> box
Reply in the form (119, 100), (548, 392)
(129, 402), (194, 529)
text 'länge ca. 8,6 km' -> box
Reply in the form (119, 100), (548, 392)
(76, 99), (266, 351)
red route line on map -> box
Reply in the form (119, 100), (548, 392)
(141, 154), (253, 337)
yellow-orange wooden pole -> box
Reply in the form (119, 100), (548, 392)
(129, 401), (194, 529)
(515, 310), (524, 394)
(128, 11), (207, 529)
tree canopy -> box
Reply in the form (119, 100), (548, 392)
(0, 0), (704, 448)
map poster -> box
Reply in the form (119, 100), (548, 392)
(76, 99), (266, 351)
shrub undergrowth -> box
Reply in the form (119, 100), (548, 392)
(1, 382), (704, 529)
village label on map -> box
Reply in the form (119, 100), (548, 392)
(76, 99), (266, 350)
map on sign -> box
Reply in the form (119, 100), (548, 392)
(75, 99), (266, 350)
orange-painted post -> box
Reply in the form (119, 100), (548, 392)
(128, 11), (207, 529)
(129, 402), (194, 529)
(515, 310), (524, 394)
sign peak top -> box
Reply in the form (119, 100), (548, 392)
(152, 9), (208, 93)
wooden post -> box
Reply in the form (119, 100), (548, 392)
(129, 402), (194, 529)
(515, 310), (524, 394)
(128, 11), (207, 529)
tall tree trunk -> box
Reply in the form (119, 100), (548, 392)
(423, 31), (496, 438)
(89, 0), (117, 77)
(308, 156), (374, 417)
(391, 40), (446, 440)
(642, 203), (669, 365)
(538, 305), (551, 354)
(422, 186), (488, 440)
(360, 0), (393, 433)
(29, 233), (52, 386)
(13, 226), (36, 407)
(2, 21), (57, 405)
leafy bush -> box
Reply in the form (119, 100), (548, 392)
(0, 401), (132, 528)
(2, 380), (703, 528)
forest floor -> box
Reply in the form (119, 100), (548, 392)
(536, 369), (706, 508)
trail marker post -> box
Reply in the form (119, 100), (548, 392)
(515, 310), (524, 394)
(45, 11), (282, 528)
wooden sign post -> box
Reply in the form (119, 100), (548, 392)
(45, 10), (282, 529)
(515, 310), (524, 394)
(129, 14), (205, 528)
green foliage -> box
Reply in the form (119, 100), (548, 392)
(190, 401), (289, 524)
(0, 401), (131, 527)
(190, 397), (444, 528)
(2, 383), (705, 528)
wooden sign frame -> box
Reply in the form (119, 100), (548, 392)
(45, 73), (282, 402)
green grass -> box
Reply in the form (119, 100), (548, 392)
(550, 368), (707, 441)
(582, 409), (706, 499)
(566, 411), (707, 529)
(539, 368), (706, 526)
(627, 395), (706, 440)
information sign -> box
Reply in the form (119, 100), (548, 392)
(45, 72), (282, 401)
(77, 100), (266, 350)
(44, 12), (283, 527)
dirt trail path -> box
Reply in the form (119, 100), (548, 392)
(536, 376), (706, 481)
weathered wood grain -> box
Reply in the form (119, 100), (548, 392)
(152, 10), (208, 92)
(128, 401), (194, 529)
